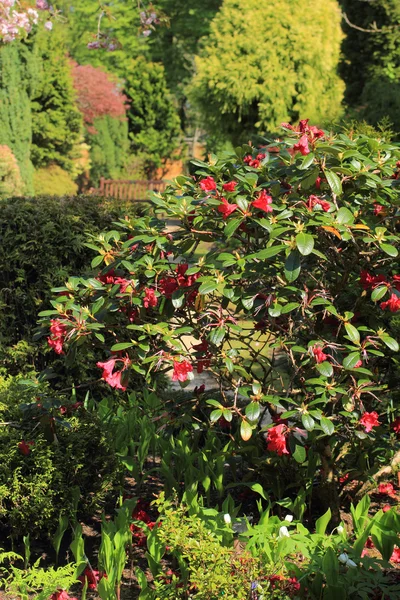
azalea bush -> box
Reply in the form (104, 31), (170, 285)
(40, 121), (400, 518)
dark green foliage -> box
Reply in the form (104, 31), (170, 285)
(0, 43), (35, 194)
(29, 26), (83, 173)
(88, 115), (130, 186)
(125, 57), (182, 176)
(0, 195), (133, 348)
(340, 0), (400, 131)
(0, 377), (120, 539)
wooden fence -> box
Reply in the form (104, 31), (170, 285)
(97, 178), (167, 201)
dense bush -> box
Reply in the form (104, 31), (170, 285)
(0, 145), (23, 198)
(0, 375), (120, 539)
(0, 195), (140, 349)
(190, 0), (344, 143)
(42, 122), (400, 523)
(33, 165), (78, 196)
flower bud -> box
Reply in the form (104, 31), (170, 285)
(223, 513), (231, 525)
(284, 514), (293, 522)
(279, 525), (290, 539)
(338, 553), (348, 564)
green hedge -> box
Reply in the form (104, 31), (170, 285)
(0, 195), (143, 349)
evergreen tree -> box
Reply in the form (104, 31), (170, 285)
(29, 25), (83, 173)
(87, 115), (130, 185)
(190, 0), (344, 143)
(340, 0), (400, 131)
(124, 56), (182, 176)
(0, 43), (35, 194)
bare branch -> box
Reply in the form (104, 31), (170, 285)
(341, 11), (399, 33)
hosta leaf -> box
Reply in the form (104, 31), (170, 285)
(296, 232), (314, 256)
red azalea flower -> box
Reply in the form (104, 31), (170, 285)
(48, 319), (67, 355)
(78, 567), (101, 590)
(266, 424), (289, 456)
(158, 276), (178, 298)
(382, 504), (392, 512)
(115, 277), (135, 294)
(199, 176), (216, 192)
(359, 411), (380, 433)
(217, 197), (237, 219)
(392, 417), (400, 434)
(287, 577), (301, 592)
(97, 269), (116, 285)
(307, 195), (330, 212)
(380, 293), (400, 312)
(143, 287), (158, 308)
(252, 189), (273, 213)
(222, 181), (237, 192)
(290, 134), (310, 156)
(97, 356), (131, 391)
(393, 275), (400, 292)
(18, 440), (34, 456)
(378, 482), (396, 497)
(360, 270), (388, 290)
(312, 345), (328, 363)
(172, 359), (193, 382)
(373, 204), (384, 216)
(390, 548), (400, 564)
(339, 473), (349, 484)
(51, 592), (78, 600)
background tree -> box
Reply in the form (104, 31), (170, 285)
(340, 0), (400, 132)
(29, 25), (83, 174)
(0, 145), (23, 198)
(190, 0), (344, 144)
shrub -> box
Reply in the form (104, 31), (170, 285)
(33, 165), (78, 196)
(0, 145), (23, 197)
(40, 121), (400, 522)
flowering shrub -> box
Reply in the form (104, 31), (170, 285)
(0, 0), (51, 42)
(41, 122), (400, 516)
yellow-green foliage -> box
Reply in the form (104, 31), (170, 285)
(33, 165), (78, 196)
(0, 145), (23, 198)
(191, 0), (344, 141)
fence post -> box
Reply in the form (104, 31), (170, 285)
(99, 177), (105, 195)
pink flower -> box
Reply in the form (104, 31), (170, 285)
(222, 181), (237, 192)
(312, 345), (328, 364)
(392, 417), (400, 435)
(390, 547), (400, 564)
(373, 204), (384, 216)
(291, 134), (310, 156)
(380, 293), (400, 312)
(354, 360), (363, 368)
(78, 567), (101, 590)
(217, 197), (237, 219)
(143, 287), (158, 308)
(47, 319), (67, 354)
(18, 440), (34, 456)
(199, 176), (217, 192)
(378, 482), (396, 497)
(115, 277), (135, 294)
(307, 195), (330, 212)
(97, 356), (131, 391)
(172, 359), (193, 382)
(382, 504), (392, 512)
(50, 592), (78, 600)
(252, 189), (273, 213)
(44, 20), (52, 30)
(360, 411), (380, 433)
(266, 424), (289, 456)
(36, 0), (49, 8)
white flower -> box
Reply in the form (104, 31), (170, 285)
(278, 526), (290, 539)
(44, 20), (52, 30)
(338, 553), (348, 564)
(337, 525), (344, 534)
(284, 514), (294, 522)
(223, 513), (231, 525)
(346, 559), (357, 568)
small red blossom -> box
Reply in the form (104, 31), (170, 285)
(47, 319), (67, 355)
(51, 592), (78, 600)
(354, 360), (363, 368)
(266, 424), (289, 456)
(290, 134), (310, 156)
(373, 203), (385, 216)
(380, 293), (400, 312)
(390, 548), (400, 564)
(115, 277), (135, 294)
(222, 181), (237, 192)
(18, 440), (34, 456)
(392, 417), (400, 434)
(172, 359), (193, 382)
(78, 567), (101, 590)
(378, 482), (396, 497)
(244, 154), (262, 168)
(360, 411), (380, 433)
(339, 473), (349, 484)
(217, 197), (237, 219)
(97, 269), (117, 285)
(143, 287), (158, 308)
(194, 384), (205, 395)
(252, 189), (273, 213)
(307, 194), (330, 212)
(360, 270), (388, 290)
(382, 504), (392, 512)
(199, 176), (217, 192)
(97, 355), (131, 391)
(312, 345), (328, 364)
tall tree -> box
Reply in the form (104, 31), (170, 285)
(190, 0), (344, 144)
(340, 0), (400, 131)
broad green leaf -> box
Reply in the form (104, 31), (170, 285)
(380, 243), (398, 257)
(293, 445), (306, 463)
(343, 352), (361, 369)
(224, 218), (242, 238)
(111, 342), (135, 351)
(296, 232), (314, 256)
(379, 334), (399, 352)
(371, 286), (388, 302)
(209, 326), (226, 346)
(240, 419), (253, 441)
(336, 207), (354, 224)
(284, 250), (301, 282)
(245, 402), (261, 421)
(316, 508), (332, 535)
(210, 409), (223, 422)
(199, 280), (218, 295)
(302, 413), (315, 431)
(252, 244), (286, 261)
(316, 361), (333, 377)
(344, 322), (360, 344)
(325, 170), (342, 195)
(320, 416), (334, 435)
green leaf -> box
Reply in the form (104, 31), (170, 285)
(336, 207), (354, 224)
(316, 508), (332, 535)
(380, 243), (398, 257)
(296, 232), (314, 256)
(252, 244), (286, 261)
(299, 152), (315, 170)
(379, 334), (399, 352)
(210, 409), (223, 422)
(284, 250), (301, 283)
(224, 218), (242, 238)
(325, 170), (342, 196)
(172, 289), (185, 308)
(245, 402), (260, 421)
(207, 399), (223, 408)
(111, 342), (135, 351)
(209, 326), (226, 346)
(316, 361), (333, 377)
(293, 445), (306, 463)
(371, 286), (388, 302)
(321, 546), (338, 587)
(240, 420), (253, 441)
(302, 413), (315, 431)
(91, 254), (104, 268)
(320, 416), (334, 436)
(199, 280), (218, 295)
(344, 322), (360, 344)
(343, 352), (361, 369)
(280, 302), (300, 314)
